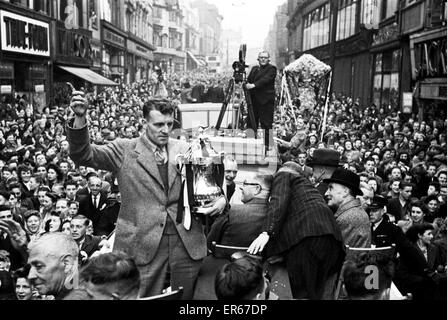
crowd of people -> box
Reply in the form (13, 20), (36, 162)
(1, 63), (447, 301)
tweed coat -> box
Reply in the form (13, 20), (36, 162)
(334, 198), (371, 248)
(263, 169), (344, 256)
(66, 122), (207, 266)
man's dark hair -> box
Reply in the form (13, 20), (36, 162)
(12, 264), (31, 282)
(410, 200), (428, 215)
(79, 252), (140, 289)
(428, 181), (441, 193)
(399, 181), (413, 190)
(71, 214), (89, 226)
(142, 98), (175, 119)
(0, 204), (11, 213)
(214, 255), (265, 300)
(406, 223), (434, 243)
(24, 210), (40, 221)
(64, 180), (78, 189)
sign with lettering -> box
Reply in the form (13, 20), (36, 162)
(103, 29), (125, 49)
(56, 26), (92, 60)
(35, 84), (45, 92)
(0, 10), (50, 56)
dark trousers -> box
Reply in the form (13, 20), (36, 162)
(250, 101), (274, 151)
(285, 235), (344, 300)
(138, 223), (203, 300)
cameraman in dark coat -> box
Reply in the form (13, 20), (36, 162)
(246, 51), (277, 153)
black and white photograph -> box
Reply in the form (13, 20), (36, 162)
(0, 0), (447, 311)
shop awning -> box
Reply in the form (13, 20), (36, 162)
(57, 66), (118, 86)
(187, 51), (206, 67)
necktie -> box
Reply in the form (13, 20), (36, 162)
(93, 195), (98, 208)
(155, 147), (166, 165)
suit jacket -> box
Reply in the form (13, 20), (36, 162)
(77, 191), (108, 234)
(263, 170), (344, 256)
(95, 200), (120, 237)
(334, 198), (371, 248)
(373, 219), (409, 249)
(247, 64), (277, 107)
(0, 234), (25, 271)
(206, 198), (268, 257)
(387, 197), (410, 221)
(67, 121), (207, 266)
(80, 234), (102, 257)
(191, 84), (205, 103)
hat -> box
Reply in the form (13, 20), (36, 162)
(307, 148), (341, 167)
(323, 168), (363, 196)
(368, 195), (388, 210)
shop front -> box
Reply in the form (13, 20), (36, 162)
(101, 21), (127, 83)
(370, 22), (402, 112)
(52, 20), (116, 106)
(410, 27), (447, 121)
(0, 7), (51, 114)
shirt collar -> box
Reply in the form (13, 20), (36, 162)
(145, 135), (167, 154)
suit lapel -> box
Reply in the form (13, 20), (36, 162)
(135, 135), (165, 190)
(167, 139), (184, 192)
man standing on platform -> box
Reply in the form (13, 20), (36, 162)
(66, 92), (227, 299)
(246, 51), (277, 154)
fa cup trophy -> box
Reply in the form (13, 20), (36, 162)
(176, 131), (225, 231)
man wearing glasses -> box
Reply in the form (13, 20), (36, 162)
(207, 174), (272, 255)
(246, 51), (277, 154)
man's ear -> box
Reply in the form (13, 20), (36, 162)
(61, 254), (77, 275)
(255, 185), (262, 195)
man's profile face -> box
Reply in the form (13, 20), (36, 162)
(325, 183), (346, 210)
(145, 110), (173, 148)
(400, 186), (412, 200)
(28, 246), (68, 296)
(358, 188), (374, 210)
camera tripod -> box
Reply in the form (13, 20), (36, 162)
(215, 77), (258, 137)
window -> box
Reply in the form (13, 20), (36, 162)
(154, 7), (162, 19)
(372, 50), (401, 110)
(381, 0), (398, 20)
(337, 0), (357, 41)
(153, 26), (163, 47)
(169, 29), (176, 48)
(361, 0), (380, 27)
(303, 2), (331, 50)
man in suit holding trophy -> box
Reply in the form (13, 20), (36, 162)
(67, 90), (227, 299)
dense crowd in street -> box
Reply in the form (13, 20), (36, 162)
(1, 65), (447, 301)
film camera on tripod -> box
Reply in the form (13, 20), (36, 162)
(216, 44), (257, 136)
